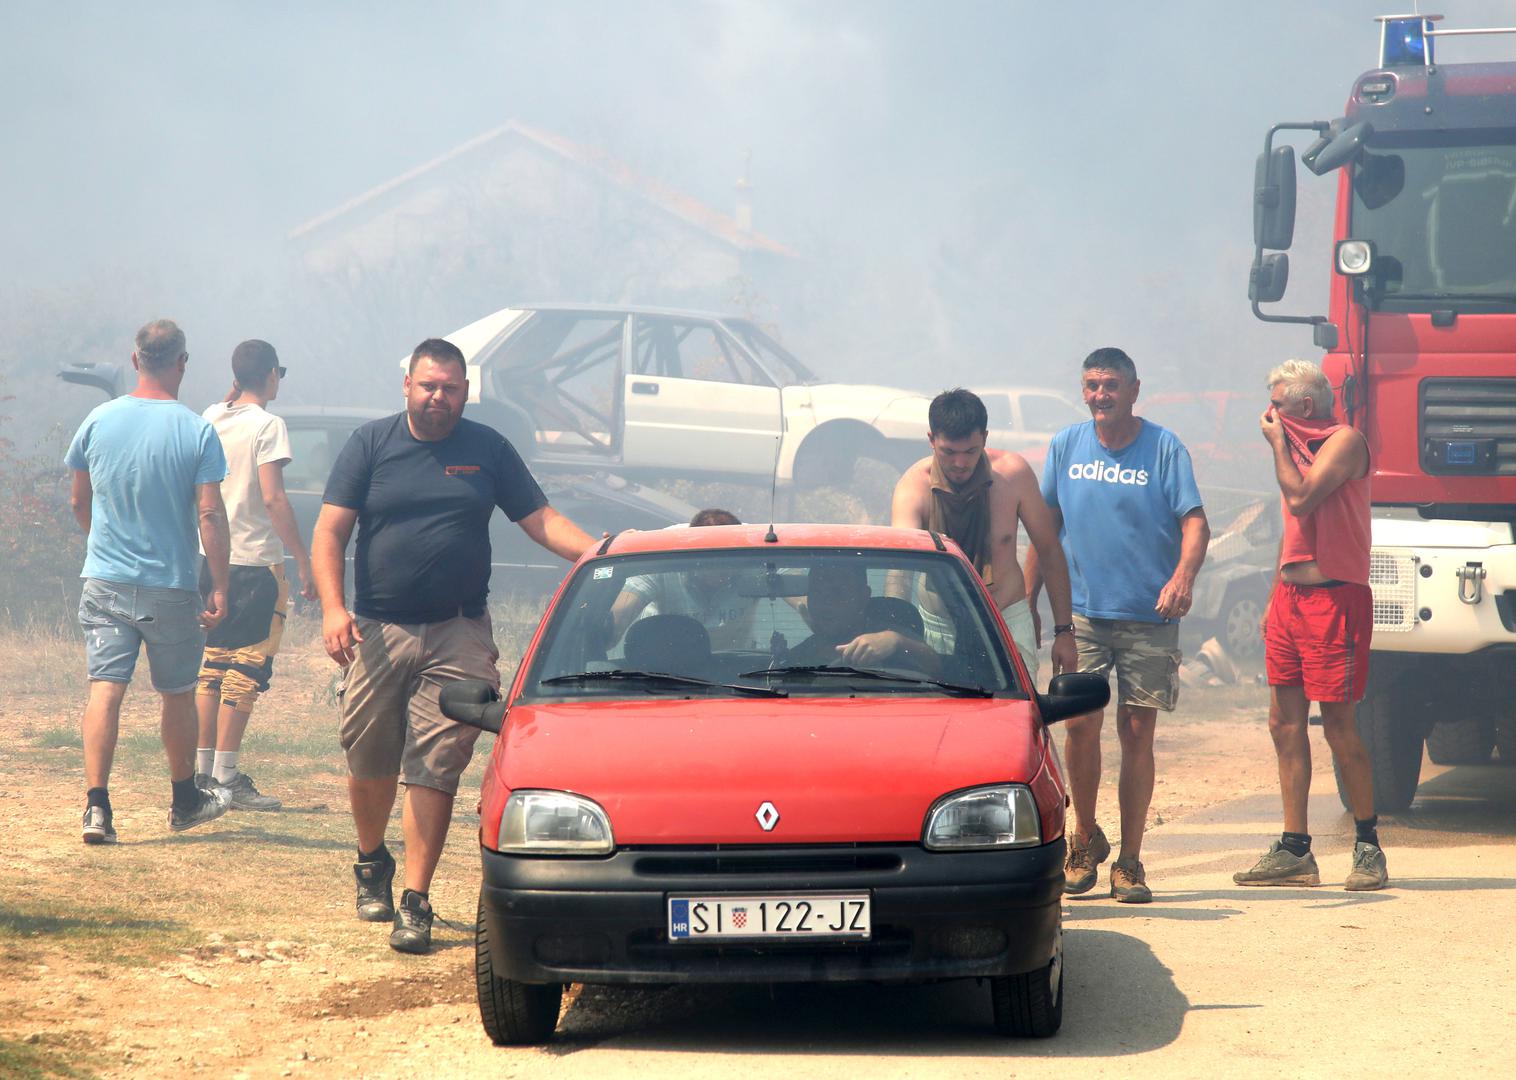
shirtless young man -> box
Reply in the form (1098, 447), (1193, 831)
(891, 387), (1077, 685)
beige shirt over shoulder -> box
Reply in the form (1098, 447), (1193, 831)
(202, 401), (292, 567)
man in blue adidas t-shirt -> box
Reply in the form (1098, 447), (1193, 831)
(1027, 347), (1209, 904)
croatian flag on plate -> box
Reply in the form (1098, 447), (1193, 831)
(732, 906), (748, 929)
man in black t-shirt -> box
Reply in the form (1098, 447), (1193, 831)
(313, 338), (595, 955)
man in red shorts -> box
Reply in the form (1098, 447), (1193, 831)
(1235, 359), (1388, 891)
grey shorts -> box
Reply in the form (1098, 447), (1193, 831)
(1074, 614), (1182, 712)
(337, 614), (500, 795)
(78, 578), (206, 693)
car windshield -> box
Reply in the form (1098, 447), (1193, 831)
(1350, 130), (1516, 312)
(520, 548), (1022, 701)
(725, 321), (818, 386)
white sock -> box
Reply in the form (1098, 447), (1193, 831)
(212, 750), (240, 785)
(196, 748), (215, 776)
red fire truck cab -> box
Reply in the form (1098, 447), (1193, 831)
(1250, 13), (1516, 809)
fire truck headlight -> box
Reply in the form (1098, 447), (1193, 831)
(1335, 239), (1375, 277)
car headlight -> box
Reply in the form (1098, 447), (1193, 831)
(500, 790), (614, 855)
(923, 784), (1041, 851)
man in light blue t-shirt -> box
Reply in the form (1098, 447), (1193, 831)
(65, 319), (234, 844)
(1026, 347), (1209, 905)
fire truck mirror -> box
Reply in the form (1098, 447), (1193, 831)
(1254, 145), (1297, 251)
(1250, 253), (1290, 305)
(1355, 152), (1405, 211)
(1303, 120), (1373, 176)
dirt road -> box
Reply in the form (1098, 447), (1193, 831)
(2, 622), (1514, 1078)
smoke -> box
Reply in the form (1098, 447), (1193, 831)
(5, 0), (1515, 440)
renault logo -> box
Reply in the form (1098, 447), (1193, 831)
(755, 801), (780, 831)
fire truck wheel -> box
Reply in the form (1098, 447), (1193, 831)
(1335, 676), (1422, 813)
(1495, 721), (1516, 766)
(1425, 717), (1496, 766)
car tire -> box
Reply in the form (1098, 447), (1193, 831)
(989, 933), (1063, 1037)
(1334, 672), (1422, 813)
(793, 424), (873, 489)
(1424, 717), (1496, 766)
(475, 898), (561, 1045)
(1218, 579), (1269, 659)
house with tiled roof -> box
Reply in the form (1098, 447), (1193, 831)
(288, 120), (796, 305)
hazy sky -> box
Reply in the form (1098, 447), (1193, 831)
(5, 0), (1514, 414)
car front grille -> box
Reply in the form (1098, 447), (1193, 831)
(631, 849), (903, 877)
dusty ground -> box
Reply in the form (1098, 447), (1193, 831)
(2, 612), (1514, 1079)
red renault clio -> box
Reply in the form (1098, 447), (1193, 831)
(440, 524), (1107, 1044)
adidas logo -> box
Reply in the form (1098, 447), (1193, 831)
(1066, 462), (1149, 486)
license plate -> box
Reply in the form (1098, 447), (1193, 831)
(668, 894), (870, 941)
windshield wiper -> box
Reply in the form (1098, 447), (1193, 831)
(740, 664), (994, 698)
(541, 669), (786, 698)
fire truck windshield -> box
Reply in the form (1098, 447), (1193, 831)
(1350, 130), (1516, 312)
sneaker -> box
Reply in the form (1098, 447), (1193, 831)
(81, 805), (117, 845)
(1234, 841), (1321, 887)
(389, 889), (433, 954)
(1063, 824), (1111, 895)
(218, 772), (282, 812)
(1110, 858), (1153, 903)
(193, 772), (214, 791)
(354, 847), (396, 922)
(168, 785), (230, 832)
(1344, 842), (1389, 891)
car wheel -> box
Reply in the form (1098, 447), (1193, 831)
(1333, 671), (1422, 813)
(1218, 580), (1269, 659)
(989, 930), (1063, 1037)
(1425, 716), (1496, 766)
(475, 897), (561, 1045)
(793, 424), (873, 489)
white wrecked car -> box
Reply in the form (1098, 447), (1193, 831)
(408, 304), (932, 487)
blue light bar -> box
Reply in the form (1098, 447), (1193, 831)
(1379, 15), (1437, 67)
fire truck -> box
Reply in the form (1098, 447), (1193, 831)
(1249, 13), (1516, 811)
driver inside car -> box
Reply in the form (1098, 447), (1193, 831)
(783, 562), (942, 674)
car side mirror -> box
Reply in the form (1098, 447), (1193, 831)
(438, 679), (506, 734)
(1036, 672), (1110, 725)
(1302, 120), (1372, 176)
(1250, 253), (1290, 304)
(1254, 145), (1297, 251)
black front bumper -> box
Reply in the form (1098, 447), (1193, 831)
(479, 840), (1065, 985)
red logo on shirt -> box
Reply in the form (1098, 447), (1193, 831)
(444, 465), (481, 476)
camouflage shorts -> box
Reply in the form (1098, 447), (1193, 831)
(1073, 614), (1182, 712)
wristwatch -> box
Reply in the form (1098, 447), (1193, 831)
(1052, 623), (1076, 636)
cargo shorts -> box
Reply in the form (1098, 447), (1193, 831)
(1073, 614), (1182, 712)
(337, 613), (500, 795)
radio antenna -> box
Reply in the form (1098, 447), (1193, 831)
(764, 434), (780, 543)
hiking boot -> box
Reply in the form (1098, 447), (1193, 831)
(1234, 841), (1321, 887)
(1344, 842), (1389, 892)
(389, 889), (433, 955)
(354, 847), (395, 922)
(1063, 824), (1111, 895)
(1110, 858), (1153, 903)
(81, 805), (117, 845)
(168, 785), (230, 832)
(218, 772), (282, 812)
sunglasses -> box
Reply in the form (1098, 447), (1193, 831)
(275, 365), (288, 378)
